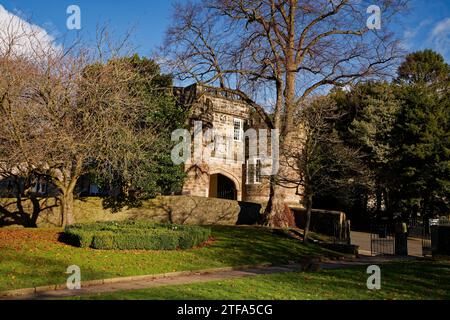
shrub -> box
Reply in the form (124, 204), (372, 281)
(62, 229), (95, 248)
(178, 226), (211, 249)
(63, 221), (211, 250)
(90, 230), (180, 250)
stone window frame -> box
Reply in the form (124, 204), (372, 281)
(233, 118), (244, 141)
(246, 157), (262, 185)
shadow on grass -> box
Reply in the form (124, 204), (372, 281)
(76, 260), (450, 300)
(191, 225), (337, 266)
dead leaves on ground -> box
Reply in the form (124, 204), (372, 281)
(0, 229), (61, 250)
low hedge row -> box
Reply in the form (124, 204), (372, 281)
(62, 221), (211, 250)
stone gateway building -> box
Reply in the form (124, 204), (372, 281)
(174, 84), (298, 204)
(1, 83), (299, 207)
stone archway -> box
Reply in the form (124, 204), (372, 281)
(209, 171), (241, 201)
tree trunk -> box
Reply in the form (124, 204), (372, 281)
(262, 2), (298, 227)
(56, 163), (82, 228)
(376, 184), (382, 215)
(303, 194), (313, 244)
(60, 189), (75, 227)
(28, 195), (41, 228)
(283, 0), (297, 134)
(383, 189), (391, 218)
(421, 194), (429, 219)
(261, 130), (299, 228)
(262, 182), (294, 228)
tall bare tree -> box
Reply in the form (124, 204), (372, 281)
(164, 0), (406, 227)
(281, 96), (370, 242)
(0, 20), (159, 227)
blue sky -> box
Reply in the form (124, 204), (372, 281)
(398, 0), (450, 59)
(0, 0), (449, 60)
(0, 0), (175, 56)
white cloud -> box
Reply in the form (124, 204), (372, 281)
(402, 19), (432, 50)
(430, 18), (450, 38)
(428, 18), (450, 57)
(0, 5), (61, 59)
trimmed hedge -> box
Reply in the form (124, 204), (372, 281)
(63, 221), (211, 250)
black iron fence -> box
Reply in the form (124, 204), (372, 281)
(369, 217), (450, 257)
(370, 223), (396, 256)
(408, 218), (431, 256)
(407, 217), (450, 256)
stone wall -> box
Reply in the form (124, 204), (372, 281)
(0, 196), (262, 228)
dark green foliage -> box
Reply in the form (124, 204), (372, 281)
(91, 230), (180, 250)
(390, 83), (450, 217)
(397, 50), (449, 86)
(63, 221), (211, 250)
(323, 82), (400, 223)
(342, 82), (400, 167)
(322, 50), (450, 224)
(389, 50), (450, 218)
(62, 229), (95, 248)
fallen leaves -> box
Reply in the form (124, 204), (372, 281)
(0, 229), (61, 250)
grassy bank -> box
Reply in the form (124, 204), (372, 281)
(73, 259), (450, 300)
(0, 225), (339, 291)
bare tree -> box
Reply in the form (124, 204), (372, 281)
(280, 96), (370, 242)
(0, 20), (159, 227)
(164, 0), (406, 227)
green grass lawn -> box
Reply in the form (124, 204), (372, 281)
(0, 225), (340, 291)
(71, 259), (450, 300)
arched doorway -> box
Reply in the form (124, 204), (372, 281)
(209, 174), (237, 200)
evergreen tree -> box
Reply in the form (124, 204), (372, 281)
(325, 83), (400, 223)
(390, 50), (450, 219)
(391, 84), (450, 218)
(397, 49), (449, 86)
(96, 55), (188, 211)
